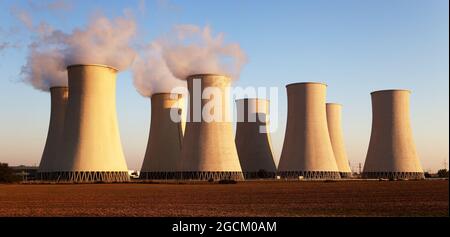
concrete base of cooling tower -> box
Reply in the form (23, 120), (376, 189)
(139, 171), (245, 180)
(362, 172), (425, 180)
(242, 171), (276, 179)
(179, 171), (244, 181)
(339, 172), (353, 178)
(37, 171), (130, 183)
(139, 172), (180, 180)
(278, 171), (341, 180)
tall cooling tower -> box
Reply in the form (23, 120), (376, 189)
(235, 98), (276, 179)
(278, 82), (340, 179)
(180, 74), (244, 180)
(54, 64), (129, 182)
(38, 87), (68, 179)
(140, 93), (184, 180)
(326, 103), (352, 178)
(363, 90), (424, 179)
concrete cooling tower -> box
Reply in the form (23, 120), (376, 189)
(180, 74), (244, 180)
(235, 98), (276, 179)
(326, 103), (352, 178)
(140, 93), (184, 180)
(38, 87), (68, 179)
(278, 82), (340, 179)
(50, 64), (129, 182)
(363, 90), (424, 180)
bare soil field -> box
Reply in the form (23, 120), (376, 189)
(0, 180), (447, 217)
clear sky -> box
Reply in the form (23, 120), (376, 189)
(0, 0), (448, 172)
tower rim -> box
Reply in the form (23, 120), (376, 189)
(371, 89), (411, 95)
(67, 64), (118, 72)
(150, 92), (183, 98)
(326, 102), (342, 106)
(186, 73), (230, 79)
(286, 82), (328, 88)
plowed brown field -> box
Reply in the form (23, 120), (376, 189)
(0, 180), (447, 216)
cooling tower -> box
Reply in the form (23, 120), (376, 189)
(180, 74), (244, 180)
(326, 103), (352, 178)
(363, 90), (424, 180)
(278, 82), (340, 179)
(140, 93), (184, 180)
(235, 98), (276, 179)
(38, 87), (68, 179)
(51, 64), (129, 182)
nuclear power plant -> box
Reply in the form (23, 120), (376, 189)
(278, 82), (340, 179)
(139, 93), (184, 180)
(29, 67), (428, 183)
(326, 103), (352, 178)
(363, 90), (425, 180)
(235, 98), (276, 179)
(37, 87), (68, 179)
(179, 74), (244, 180)
(42, 64), (129, 182)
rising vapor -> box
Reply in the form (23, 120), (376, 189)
(21, 14), (137, 91)
(57, 15), (137, 70)
(21, 44), (67, 91)
(132, 42), (186, 97)
(157, 25), (247, 80)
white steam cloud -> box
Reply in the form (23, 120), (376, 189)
(132, 42), (186, 97)
(21, 14), (137, 91)
(57, 15), (137, 70)
(158, 25), (247, 80)
(22, 44), (67, 91)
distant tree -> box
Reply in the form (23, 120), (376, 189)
(424, 172), (432, 178)
(437, 169), (449, 178)
(0, 163), (21, 183)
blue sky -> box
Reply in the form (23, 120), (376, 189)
(0, 0), (448, 172)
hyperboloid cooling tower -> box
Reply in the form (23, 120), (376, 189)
(235, 98), (276, 179)
(51, 64), (129, 182)
(140, 93), (184, 180)
(363, 90), (424, 180)
(326, 103), (352, 178)
(38, 87), (68, 179)
(278, 82), (340, 179)
(180, 74), (244, 180)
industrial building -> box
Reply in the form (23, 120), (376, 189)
(278, 82), (341, 179)
(37, 87), (68, 179)
(11, 165), (39, 181)
(363, 90), (425, 180)
(30, 65), (427, 183)
(235, 98), (276, 179)
(44, 64), (129, 182)
(139, 93), (184, 180)
(326, 103), (352, 178)
(179, 74), (244, 180)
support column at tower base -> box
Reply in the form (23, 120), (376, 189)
(362, 172), (425, 180)
(278, 171), (341, 180)
(139, 172), (180, 180)
(178, 171), (244, 181)
(339, 172), (353, 178)
(242, 171), (276, 179)
(37, 171), (130, 183)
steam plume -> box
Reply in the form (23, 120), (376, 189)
(57, 15), (137, 70)
(132, 42), (186, 97)
(21, 43), (67, 91)
(22, 14), (137, 91)
(157, 25), (247, 80)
